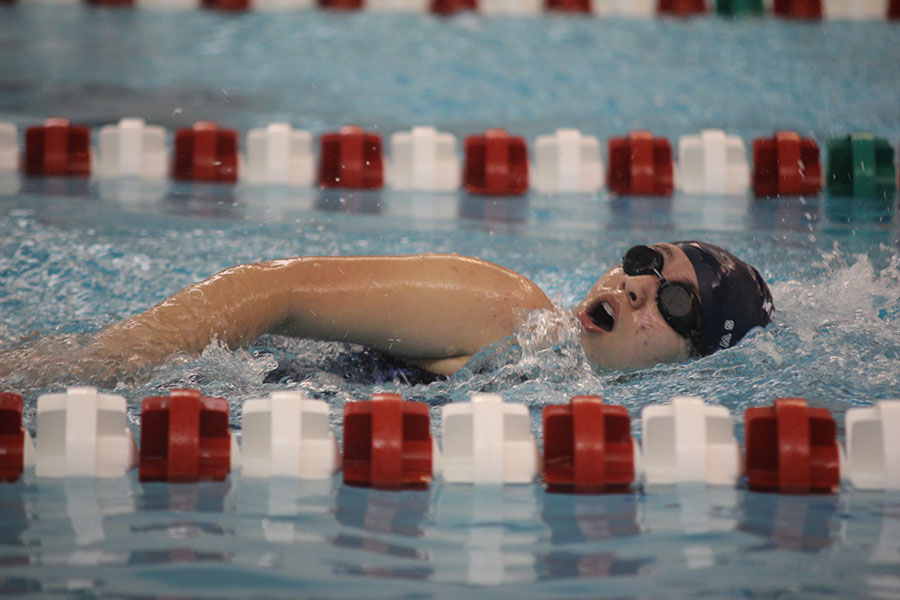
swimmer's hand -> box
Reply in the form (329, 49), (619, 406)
(0, 335), (116, 388)
(0, 331), (184, 388)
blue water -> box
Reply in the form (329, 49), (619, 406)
(1, 4), (900, 599)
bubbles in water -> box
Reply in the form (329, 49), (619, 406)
(741, 243), (900, 416)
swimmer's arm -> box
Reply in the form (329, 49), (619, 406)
(88, 254), (554, 376)
(269, 254), (554, 374)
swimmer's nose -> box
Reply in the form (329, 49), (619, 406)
(622, 275), (656, 310)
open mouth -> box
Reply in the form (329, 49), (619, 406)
(579, 299), (616, 333)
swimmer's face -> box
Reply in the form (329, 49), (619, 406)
(575, 243), (699, 370)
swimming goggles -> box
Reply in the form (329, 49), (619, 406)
(622, 245), (703, 349)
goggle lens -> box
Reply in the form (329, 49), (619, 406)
(623, 245), (662, 277)
(622, 245), (702, 346)
(659, 285), (693, 318)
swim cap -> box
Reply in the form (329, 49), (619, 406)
(672, 241), (774, 356)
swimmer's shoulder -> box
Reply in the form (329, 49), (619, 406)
(418, 253), (555, 311)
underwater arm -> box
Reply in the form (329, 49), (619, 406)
(80, 254), (553, 378)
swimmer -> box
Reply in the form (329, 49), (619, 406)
(0, 242), (773, 385)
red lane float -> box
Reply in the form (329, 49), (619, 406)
(24, 118), (91, 177)
(607, 131), (674, 196)
(203, 0), (250, 8)
(545, 0), (591, 13)
(430, 0), (476, 13)
(342, 393), (434, 489)
(139, 389), (232, 483)
(773, 0), (822, 18)
(753, 131), (822, 197)
(0, 393), (27, 483)
(319, 0), (364, 8)
(658, 0), (706, 15)
(463, 128), (529, 196)
(318, 126), (384, 189)
(542, 396), (635, 493)
(744, 398), (840, 494)
(172, 121), (239, 183)
(891, 0), (900, 19)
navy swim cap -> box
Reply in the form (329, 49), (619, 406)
(672, 241), (774, 356)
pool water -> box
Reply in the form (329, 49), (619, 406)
(1, 4), (900, 599)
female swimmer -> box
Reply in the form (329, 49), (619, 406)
(0, 241), (773, 384)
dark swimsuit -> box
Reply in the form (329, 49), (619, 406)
(262, 346), (444, 386)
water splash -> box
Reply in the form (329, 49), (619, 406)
(3, 206), (899, 441)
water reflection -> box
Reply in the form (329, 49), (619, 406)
(673, 194), (752, 231)
(607, 195), (674, 233)
(236, 186), (315, 222)
(767, 196), (820, 232)
(97, 177), (167, 207)
(609, 193), (760, 233)
(842, 492), (900, 600)
(539, 492), (646, 579)
(824, 195), (895, 225)
(642, 484), (741, 570)
(130, 481), (236, 570)
(12, 478), (135, 595)
(383, 191), (460, 221)
(18, 176), (92, 198)
(739, 491), (840, 552)
(4, 479), (900, 596)
(162, 182), (240, 219)
(0, 480), (32, 585)
(431, 485), (542, 586)
(332, 484), (433, 580)
(0, 172), (20, 196)
(315, 189), (383, 215)
(241, 187), (463, 222)
(34, 479), (135, 557)
(137, 479), (234, 514)
(232, 477), (335, 546)
(458, 196), (529, 226)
